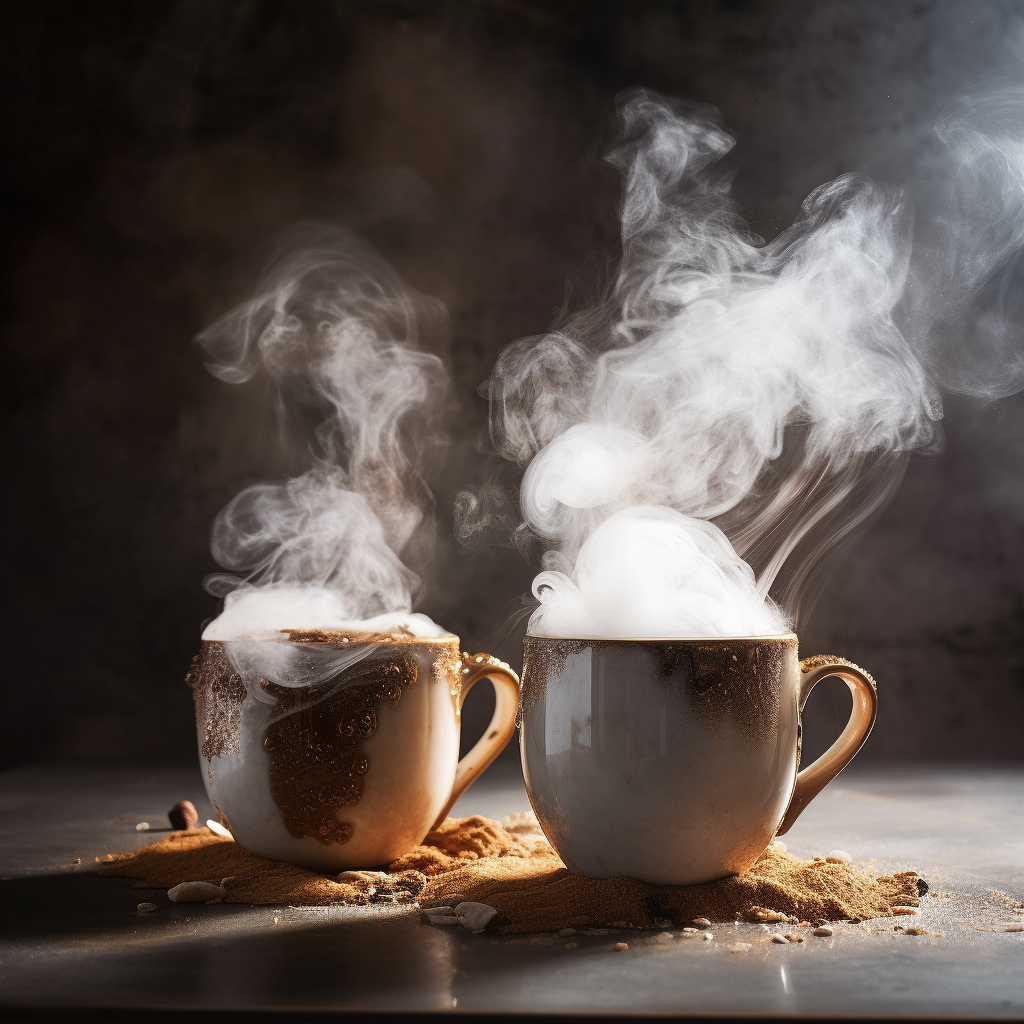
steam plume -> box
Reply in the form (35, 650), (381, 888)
(199, 229), (450, 645)
(471, 87), (1024, 639)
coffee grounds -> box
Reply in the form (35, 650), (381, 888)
(100, 815), (921, 931)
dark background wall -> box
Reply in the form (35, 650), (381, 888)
(3, 0), (1024, 767)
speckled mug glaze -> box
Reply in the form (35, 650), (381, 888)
(187, 635), (519, 872)
(519, 633), (876, 887)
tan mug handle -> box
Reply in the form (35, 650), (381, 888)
(432, 652), (521, 828)
(776, 656), (878, 836)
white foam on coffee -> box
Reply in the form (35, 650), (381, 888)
(202, 586), (451, 642)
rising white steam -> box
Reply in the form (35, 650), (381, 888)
(198, 230), (451, 644)
(472, 87), (1024, 639)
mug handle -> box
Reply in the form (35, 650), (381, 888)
(776, 656), (878, 836)
(431, 652), (521, 828)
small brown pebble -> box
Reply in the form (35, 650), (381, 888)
(136, 902), (157, 913)
(168, 800), (199, 832)
(729, 942), (752, 953)
(692, 917), (711, 929)
(220, 876), (237, 887)
(613, 942), (629, 951)
(771, 934), (790, 944)
(813, 927), (833, 937)
(1004, 924), (1024, 933)
(783, 933), (804, 943)
(754, 908), (790, 922)
(72, 858), (81, 866)
(564, 942), (577, 949)
(558, 927), (576, 936)
(892, 907), (919, 916)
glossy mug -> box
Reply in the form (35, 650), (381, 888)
(519, 632), (876, 886)
(188, 631), (520, 872)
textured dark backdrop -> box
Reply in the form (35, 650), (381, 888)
(3, 0), (1024, 766)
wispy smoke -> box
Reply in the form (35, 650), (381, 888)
(199, 229), (450, 642)
(466, 86), (1024, 639)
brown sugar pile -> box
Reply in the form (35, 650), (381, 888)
(100, 814), (922, 931)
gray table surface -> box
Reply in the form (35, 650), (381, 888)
(1, 756), (1023, 1020)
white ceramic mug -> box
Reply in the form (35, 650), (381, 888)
(519, 633), (876, 886)
(188, 632), (520, 872)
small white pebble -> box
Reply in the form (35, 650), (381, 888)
(658, 931), (674, 939)
(455, 901), (497, 933)
(783, 932), (804, 943)
(424, 907), (460, 926)
(813, 926), (834, 937)
(772, 934), (790, 944)
(772, 840), (787, 853)
(135, 823), (150, 832)
(613, 942), (628, 951)
(136, 902), (157, 913)
(702, 932), (713, 941)
(825, 850), (852, 864)
(558, 927), (576, 936)
(681, 926), (698, 933)
(206, 820), (232, 839)
(167, 881), (226, 903)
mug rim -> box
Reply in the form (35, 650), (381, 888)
(200, 632), (460, 646)
(523, 630), (798, 643)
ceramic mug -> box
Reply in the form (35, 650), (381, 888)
(519, 632), (876, 886)
(187, 631), (520, 871)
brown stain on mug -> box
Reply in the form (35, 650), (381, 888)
(263, 652), (419, 845)
(187, 644), (246, 760)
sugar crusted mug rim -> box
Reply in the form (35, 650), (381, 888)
(200, 630), (461, 646)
